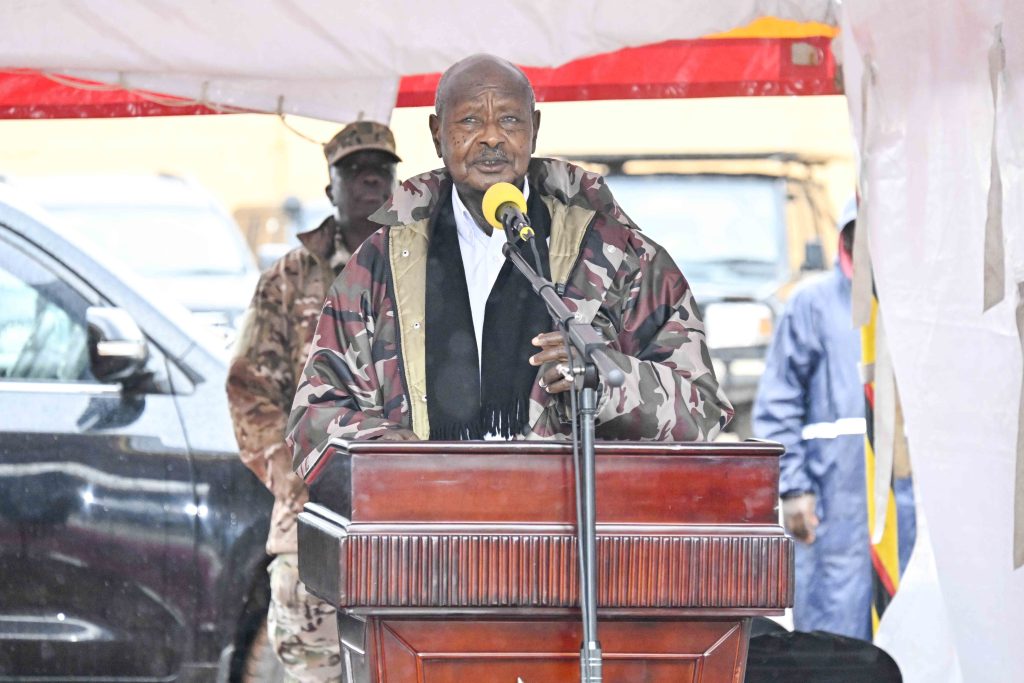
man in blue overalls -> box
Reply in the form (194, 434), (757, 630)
(754, 199), (915, 639)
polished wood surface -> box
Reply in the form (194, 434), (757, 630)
(299, 440), (792, 682)
(300, 508), (790, 611)
(370, 618), (749, 683)
(308, 440), (781, 525)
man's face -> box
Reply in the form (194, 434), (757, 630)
(429, 74), (540, 202)
(328, 149), (397, 224)
(839, 221), (855, 278)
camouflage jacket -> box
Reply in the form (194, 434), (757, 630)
(288, 158), (733, 478)
(227, 217), (350, 554)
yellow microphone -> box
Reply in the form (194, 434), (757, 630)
(482, 182), (535, 241)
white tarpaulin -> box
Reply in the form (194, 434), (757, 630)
(1, 0), (1023, 680)
(0, 0), (835, 121)
(841, 1), (1024, 681)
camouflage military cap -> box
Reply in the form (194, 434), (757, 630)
(324, 120), (401, 166)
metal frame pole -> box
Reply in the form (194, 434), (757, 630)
(500, 240), (614, 683)
(578, 378), (602, 683)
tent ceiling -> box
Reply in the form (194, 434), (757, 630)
(1, 35), (838, 120)
(0, 1), (837, 121)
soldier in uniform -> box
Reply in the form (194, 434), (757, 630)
(226, 121), (399, 682)
(287, 53), (732, 466)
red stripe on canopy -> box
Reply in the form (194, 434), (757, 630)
(0, 35), (837, 120)
(0, 70), (230, 119)
(397, 36), (839, 107)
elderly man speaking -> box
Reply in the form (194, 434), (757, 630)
(288, 53), (732, 475)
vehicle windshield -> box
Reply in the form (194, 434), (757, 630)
(45, 205), (253, 278)
(604, 174), (786, 282)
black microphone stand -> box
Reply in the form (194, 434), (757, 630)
(500, 226), (624, 683)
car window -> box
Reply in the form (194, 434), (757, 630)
(44, 205), (254, 278)
(0, 247), (94, 382)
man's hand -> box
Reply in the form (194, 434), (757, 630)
(530, 331), (574, 394)
(782, 493), (819, 544)
(376, 428), (419, 441)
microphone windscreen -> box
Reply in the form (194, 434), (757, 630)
(482, 182), (528, 230)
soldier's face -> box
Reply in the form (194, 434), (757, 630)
(429, 71), (540, 203)
(329, 150), (397, 224)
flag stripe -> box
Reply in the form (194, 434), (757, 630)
(863, 296), (901, 635)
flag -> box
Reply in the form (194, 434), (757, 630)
(861, 295), (903, 632)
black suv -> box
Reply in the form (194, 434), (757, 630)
(0, 187), (278, 681)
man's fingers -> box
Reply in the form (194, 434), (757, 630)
(794, 514), (818, 544)
(782, 494), (818, 544)
(532, 332), (575, 392)
(530, 347), (568, 366)
(540, 366), (563, 385)
(532, 331), (566, 347)
(530, 331), (574, 366)
(538, 364), (575, 394)
(787, 516), (808, 540)
(377, 428), (419, 441)
(547, 378), (574, 394)
(805, 514), (819, 543)
(798, 518), (816, 544)
(784, 509), (817, 544)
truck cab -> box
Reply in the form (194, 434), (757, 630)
(568, 153), (838, 436)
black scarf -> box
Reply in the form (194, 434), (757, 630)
(425, 180), (552, 440)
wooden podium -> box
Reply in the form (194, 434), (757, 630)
(298, 440), (792, 682)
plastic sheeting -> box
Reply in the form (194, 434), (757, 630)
(396, 35), (839, 106)
(840, 1), (1024, 681)
(2, 2), (1022, 680)
(0, 0), (836, 121)
(0, 32), (840, 120)
(0, 70), (229, 118)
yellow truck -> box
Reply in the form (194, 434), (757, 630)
(568, 152), (840, 437)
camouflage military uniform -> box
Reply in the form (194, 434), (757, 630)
(288, 158), (733, 476)
(228, 217), (349, 683)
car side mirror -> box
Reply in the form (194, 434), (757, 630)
(801, 241), (826, 271)
(86, 307), (150, 384)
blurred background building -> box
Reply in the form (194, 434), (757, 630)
(0, 95), (855, 435)
(0, 96), (854, 248)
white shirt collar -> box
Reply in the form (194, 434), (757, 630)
(452, 181), (530, 243)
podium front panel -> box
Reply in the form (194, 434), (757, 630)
(299, 440), (793, 683)
(369, 618), (749, 683)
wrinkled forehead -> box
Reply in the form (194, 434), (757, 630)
(449, 82), (532, 110)
(439, 63), (534, 115)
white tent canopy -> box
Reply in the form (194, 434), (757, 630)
(2, 2), (1022, 682)
(0, 0), (834, 121)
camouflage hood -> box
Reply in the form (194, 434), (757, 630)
(289, 156), (733, 478)
(370, 157), (637, 232)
